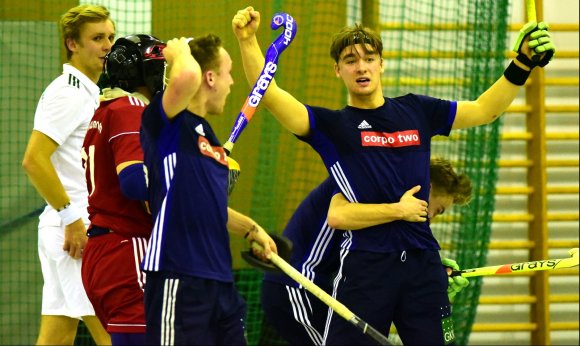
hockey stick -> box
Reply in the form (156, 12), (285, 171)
(525, 0), (543, 63)
(450, 248), (579, 278)
(525, 0), (536, 22)
(223, 12), (297, 154)
(225, 12), (297, 195)
(248, 241), (392, 345)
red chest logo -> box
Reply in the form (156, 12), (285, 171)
(361, 130), (421, 147)
(198, 137), (228, 166)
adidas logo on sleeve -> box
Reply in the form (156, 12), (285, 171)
(357, 120), (372, 129)
(195, 124), (205, 136)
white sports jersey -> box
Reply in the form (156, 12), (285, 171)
(34, 64), (100, 227)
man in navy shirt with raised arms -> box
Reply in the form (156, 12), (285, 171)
(140, 35), (277, 344)
(233, 6), (555, 345)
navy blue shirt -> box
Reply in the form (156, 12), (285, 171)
(140, 91), (233, 282)
(301, 94), (456, 253)
(264, 177), (340, 288)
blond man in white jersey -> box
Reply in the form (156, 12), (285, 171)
(22, 5), (115, 345)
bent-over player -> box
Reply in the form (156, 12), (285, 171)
(261, 157), (472, 345)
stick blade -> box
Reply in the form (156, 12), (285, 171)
(227, 157), (241, 195)
(566, 248), (579, 267)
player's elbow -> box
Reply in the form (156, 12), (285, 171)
(118, 163), (149, 201)
(327, 208), (347, 229)
(455, 101), (500, 129)
(21, 156), (31, 173)
(21, 151), (41, 176)
(173, 69), (200, 97)
(473, 112), (501, 128)
(472, 99), (504, 126)
(487, 112), (501, 124)
(327, 193), (351, 229)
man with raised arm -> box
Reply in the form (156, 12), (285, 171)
(233, 6), (554, 345)
(139, 35), (278, 344)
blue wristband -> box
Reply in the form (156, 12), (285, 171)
(118, 163), (149, 200)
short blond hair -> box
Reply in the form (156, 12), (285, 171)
(60, 4), (113, 60)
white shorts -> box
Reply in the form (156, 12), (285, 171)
(38, 224), (95, 318)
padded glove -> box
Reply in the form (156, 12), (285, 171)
(513, 21), (555, 68)
(442, 257), (469, 303)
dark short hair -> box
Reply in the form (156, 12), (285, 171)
(329, 23), (383, 63)
(188, 34), (223, 73)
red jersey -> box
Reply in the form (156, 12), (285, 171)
(82, 93), (153, 238)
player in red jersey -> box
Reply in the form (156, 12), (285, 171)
(80, 34), (166, 345)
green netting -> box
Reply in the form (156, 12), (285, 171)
(0, 0), (509, 345)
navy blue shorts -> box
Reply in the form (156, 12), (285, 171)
(324, 249), (455, 345)
(261, 280), (331, 345)
(144, 271), (246, 345)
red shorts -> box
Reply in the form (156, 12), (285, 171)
(82, 230), (148, 333)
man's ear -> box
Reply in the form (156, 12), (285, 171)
(205, 71), (215, 87)
(66, 37), (77, 53)
(334, 62), (340, 78)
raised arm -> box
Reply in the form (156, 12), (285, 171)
(232, 6), (310, 137)
(453, 21), (555, 129)
(327, 185), (428, 230)
(162, 37), (202, 119)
